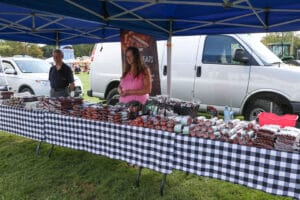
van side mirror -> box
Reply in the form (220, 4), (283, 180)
(233, 49), (249, 64)
(4, 68), (16, 75)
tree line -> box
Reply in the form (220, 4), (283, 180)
(0, 40), (94, 58)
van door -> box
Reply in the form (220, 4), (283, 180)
(194, 35), (252, 112)
(168, 36), (200, 101)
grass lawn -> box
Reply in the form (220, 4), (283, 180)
(76, 72), (100, 103)
(0, 132), (292, 200)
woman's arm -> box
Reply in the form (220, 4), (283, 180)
(118, 85), (122, 94)
(123, 68), (152, 96)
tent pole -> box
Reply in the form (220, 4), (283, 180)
(55, 31), (59, 49)
(167, 20), (173, 97)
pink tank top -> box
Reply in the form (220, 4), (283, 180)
(119, 72), (149, 104)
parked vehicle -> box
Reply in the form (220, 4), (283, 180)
(88, 34), (300, 120)
(0, 56), (83, 97)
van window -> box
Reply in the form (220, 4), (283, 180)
(202, 35), (248, 65)
(238, 34), (281, 65)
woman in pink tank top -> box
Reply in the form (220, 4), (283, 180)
(118, 46), (152, 104)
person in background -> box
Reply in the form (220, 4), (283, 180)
(49, 49), (75, 97)
(74, 64), (81, 74)
(118, 46), (152, 104)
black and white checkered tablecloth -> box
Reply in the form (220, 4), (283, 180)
(2, 105), (299, 198)
(0, 105), (45, 141)
(44, 113), (175, 174)
(173, 135), (300, 199)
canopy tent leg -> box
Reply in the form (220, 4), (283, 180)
(160, 174), (167, 196)
(135, 166), (143, 187)
(166, 20), (173, 97)
(35, 141), (42, 156)
(48, 144), (55, 158)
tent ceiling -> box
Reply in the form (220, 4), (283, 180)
(1, 1), (300, 44)
(0, 3), (120, 45)
(1, 0), (300, 42)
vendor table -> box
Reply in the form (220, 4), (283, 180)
(0, 105), (299, 199)
(44, 112), (175, 174)
(0, 105), (44, 141)
(173, 135), (300, 199)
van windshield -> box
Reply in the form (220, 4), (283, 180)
(14, 59), (51, 73)
(238, 34), (282, 65)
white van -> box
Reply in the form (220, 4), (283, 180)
(88, 34), (300, 120)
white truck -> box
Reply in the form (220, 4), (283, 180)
(87, 34), (300, 120)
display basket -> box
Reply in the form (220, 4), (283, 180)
(258, 112), (298, 128)
(147, 96), (200, 117)
(173, 103), (199, 117)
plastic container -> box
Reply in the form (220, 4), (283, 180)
(224, 106), (234, 123)
(258, 112), (298, 128)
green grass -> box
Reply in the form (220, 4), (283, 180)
(76, 72), (100, 103)
(0, 132), (292, 200)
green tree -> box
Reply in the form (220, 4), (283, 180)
(0, 40), (44, 58)
(261, 32), (300, 58)
(3, 41), (25, 56)
(73, 44), (94, 57)
(40, 44), (94, 58)
(41, 45), (55, 58)
(0, 45), (14, 57)
(28, 44), (43, 58)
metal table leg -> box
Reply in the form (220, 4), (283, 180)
(36, 141), (42, 156)
(160, 174), (167, 196)
(135, 166), (143, 187)
(48, 144), (54, 158)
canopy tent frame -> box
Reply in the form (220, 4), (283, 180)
(2, 1), (300, 43)
(3, 0), (300, 38)
(0, 11), (115, 43)
(63, 0), (300, 34)
(0, 4), (122, 44)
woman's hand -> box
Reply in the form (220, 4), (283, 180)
(121, 90), (131, 96)
(118, 85), (131, 96)
(118, 85), (123, 95)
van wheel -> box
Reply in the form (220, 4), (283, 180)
(20, 87), (34, 94)
(106, 88), (119, 105)
(244, 99), (284, 121)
